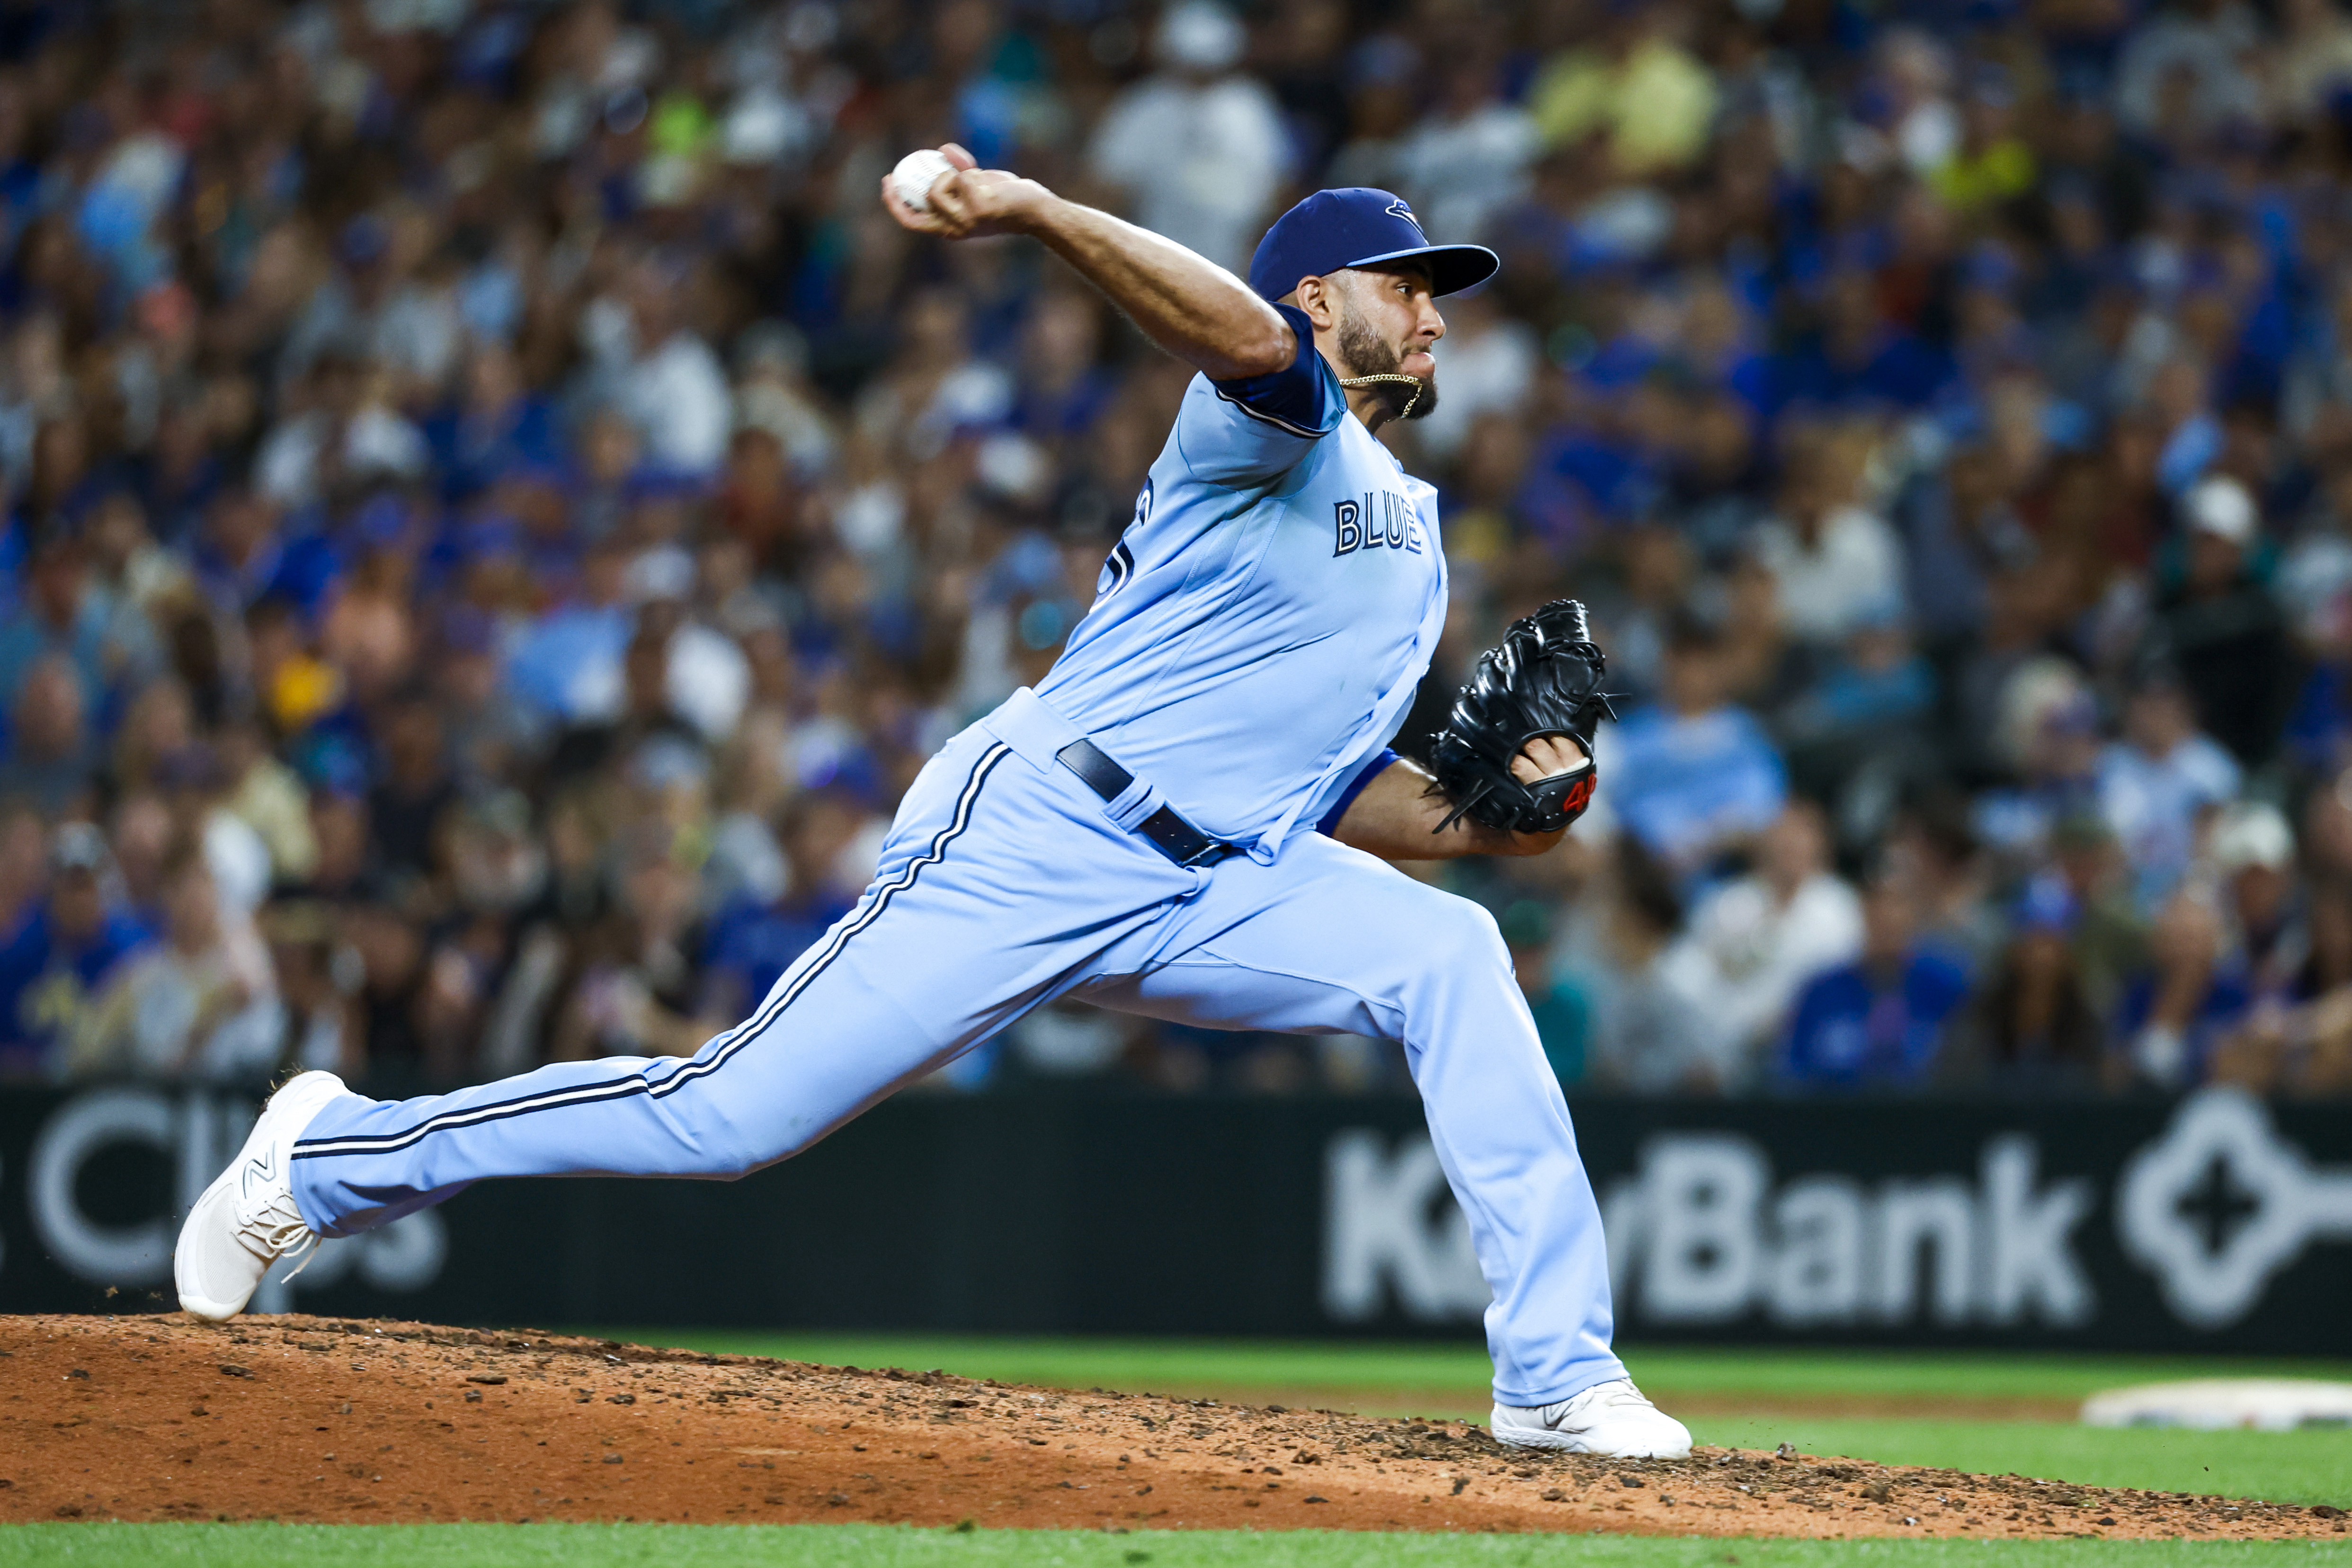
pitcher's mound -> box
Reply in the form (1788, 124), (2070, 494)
(0, 1314), (2336, 1538)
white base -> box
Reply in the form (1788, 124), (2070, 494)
(2081, 1379), (2352, 1431)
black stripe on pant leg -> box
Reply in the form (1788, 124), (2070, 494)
(294, 743), (1014, 1160)
(650, 740), (1011, 1096)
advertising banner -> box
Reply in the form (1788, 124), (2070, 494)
(0, 1086), (2346, 1353)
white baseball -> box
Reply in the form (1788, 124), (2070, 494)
(891, 148), (956, 214)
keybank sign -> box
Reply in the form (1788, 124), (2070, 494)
(1597, 1131), (2094, 1329)
(1323, 1089), (2352, 1339)
(2, 1084), (2346, 1345)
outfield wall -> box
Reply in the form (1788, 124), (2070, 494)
(2, 1084), (2348, 1354)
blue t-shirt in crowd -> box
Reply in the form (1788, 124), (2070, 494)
(1604, 704), (1788, 868)
(1776, 948), (1971, 1090)
(701, 891), (859, 1020)
(2286, 660), (2352, 777)
(2111, 964), (2252, 1087)
(0, 902), (153, 1074)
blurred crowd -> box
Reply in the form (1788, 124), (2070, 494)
(1, 0), (2350, 1100)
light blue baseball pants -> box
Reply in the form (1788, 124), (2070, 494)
(288, 690), (1625, 1406)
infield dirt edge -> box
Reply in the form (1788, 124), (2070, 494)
(0, 1314), (2339, 1541)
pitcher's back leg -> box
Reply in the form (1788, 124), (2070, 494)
(286, 733), (1181, 1238)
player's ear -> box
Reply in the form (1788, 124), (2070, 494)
(1293, 274), (1338, 331)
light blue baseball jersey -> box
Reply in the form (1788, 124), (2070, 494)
(1035, 306), (1447, 857)
(274, 311), (1627, 1412)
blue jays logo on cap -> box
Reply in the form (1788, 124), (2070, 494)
(1247, 187), (1498, 304)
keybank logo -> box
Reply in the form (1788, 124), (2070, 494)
(2118, 1087), (2352, 1328)
(1321, 1091), (2352, 1333)
(1597, 1133), (2094, 1328)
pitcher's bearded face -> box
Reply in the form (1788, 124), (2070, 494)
(1337, 316), (1438, 421)
(1334, 266), (1440, 422)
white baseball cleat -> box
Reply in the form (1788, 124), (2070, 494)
(1491, 1378), (1693, 1457)
(174, 1071), (348, 1321)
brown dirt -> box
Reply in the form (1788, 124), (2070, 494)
(0, 1313), (2340, 1539)
(1097, 1383), (2085, 1425)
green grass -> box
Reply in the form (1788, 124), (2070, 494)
(1633, 1350), (2352, 1407)
(0, 1525), (2346, 1568)
(1684, 1419), (2352, 1508)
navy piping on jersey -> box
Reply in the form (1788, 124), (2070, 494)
(1317, 747), (1400, 837)
(1102, 539), (1136, 592)
(1211, 382), (1329, 440)
(292, 743), (1015, 1161)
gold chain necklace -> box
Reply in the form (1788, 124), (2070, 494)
(1337, 373), (1425, 419)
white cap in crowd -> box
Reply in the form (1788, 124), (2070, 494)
(2185, 475), (2258, 548)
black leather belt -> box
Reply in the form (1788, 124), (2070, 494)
(1055, 739), (1240, 868)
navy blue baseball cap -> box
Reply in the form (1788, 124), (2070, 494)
(1247, 188), (1500, 303)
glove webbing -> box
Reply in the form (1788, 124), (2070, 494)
(1432, 774), (1503, 835)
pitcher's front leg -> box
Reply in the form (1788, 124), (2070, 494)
(1078, 835), (1684, 1454)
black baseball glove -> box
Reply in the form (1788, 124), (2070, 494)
(1426, 598), (1614, 837)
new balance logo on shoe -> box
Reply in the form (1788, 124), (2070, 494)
(241, 1150), (276, 1200)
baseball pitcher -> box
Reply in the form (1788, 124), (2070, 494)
(175, 150), (1690, 1458)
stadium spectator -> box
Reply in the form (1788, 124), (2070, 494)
(1751, 427), (1909, 649)
(2116, 890), (2252, 1090)
(0, 823), (150, 1078)
(1603, 618), (1788, 880)
(1939, 875), (2110, 1096)
(66, 848), (277, 1082)
(1088, 1), (1289, 276)
(2099, 677), (2243, 913)
(0, 654), (96, 817)
(1659, 801), (1862, 1086)
(2147, 477), (2295, 766)
(1566, 838), (1733, 1094)
(1775, 875), (1971, 1092)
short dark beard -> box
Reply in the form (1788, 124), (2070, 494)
(1336, 311), (1437, 423)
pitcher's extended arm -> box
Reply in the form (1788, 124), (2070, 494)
(1330, 739), (1587, 861)
(882, 144), (1293, 383)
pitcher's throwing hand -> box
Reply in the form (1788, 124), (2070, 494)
(882, 143), (1051, 240)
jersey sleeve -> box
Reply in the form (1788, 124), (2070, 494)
(1176, 305), (1345, 485)
(1314, 747), (1399, 837)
